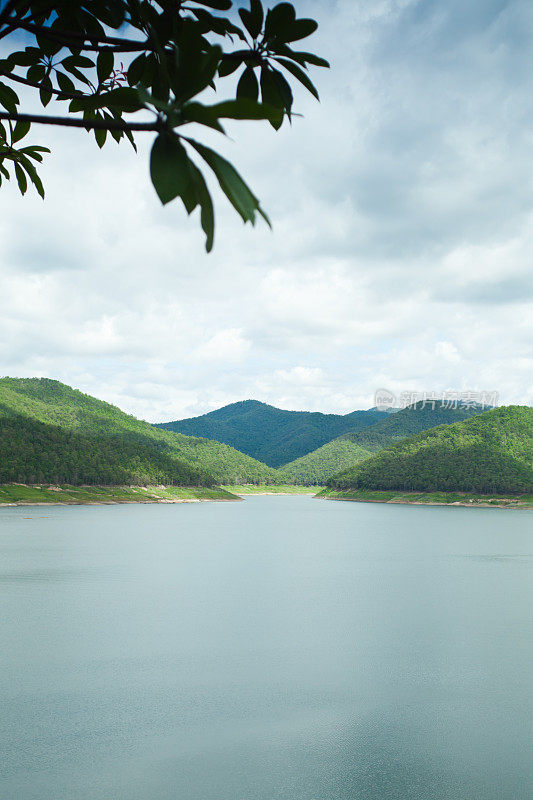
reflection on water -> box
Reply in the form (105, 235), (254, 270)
(0, 498), (532, 800)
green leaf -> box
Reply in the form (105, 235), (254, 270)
(26, 64), (46, 83)
(127, 53), (146, 86)
(18, 146), (50, 154)
(0, 81), (19, 114)
(208, 98), (282, 125)
(17, 155), (45, 198)
(181, 102), (226, 133)
(259, 67), (283, 128)
(273, 57), (319, 99)
(97, 50), (114, 84)
(63, 55), (95, 70)
(12, 119), (30, 143)
(93, 87), (143, 113)
(39, 75), (53, 107)
(282, 18), (318, 43)
(285, 50), (330, 68)
(150, 132), (195, 206)
(56, 71), (76, 94)
(249, 0), (264, 36)
(190, 9), (248, 41)
(186, 137), (269, 226)
(8, 49), (40, 68)
(14, 161), (27, 195)
(94, 125), (107, 148)
(61, 62), (92, 86)
(237, 66), (259, 101)
(270, 67), (293, 113)
(188, 160), (215, 252)
(239, 0), (264, 40)
(218, 54), (244, 77)
(264, 3), (296, 40)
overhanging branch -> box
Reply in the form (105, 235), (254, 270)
(1, 70), (84, 99)
(18, 21), (153, 52)
(0, 110), (161, 132)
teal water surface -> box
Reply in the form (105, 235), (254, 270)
(1, 496), (532, 800)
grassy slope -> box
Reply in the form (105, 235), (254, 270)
(328, 406), (533, 494)
(279, 438), (372, 485)
(0, 484), (238, 504)
(156, 399), (387, 467)
(0, 378), (278, 486)
(317, 488), (533, 509)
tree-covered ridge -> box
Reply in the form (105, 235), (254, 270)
(157, 399), (388, 467)
(279, 438), (372, 485)
(327, 406), (533, 494)
(344, 401), (485, 452)
(0, 415), (211, 486)
(278, 402), (485, 484)
(0, 378), (279, 485)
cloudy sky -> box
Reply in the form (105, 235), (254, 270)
(1, 0), (532, 422)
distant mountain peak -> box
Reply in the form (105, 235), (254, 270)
(156, 402), (388, 467)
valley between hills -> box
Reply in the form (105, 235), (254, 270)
(0, 378), (531, 508)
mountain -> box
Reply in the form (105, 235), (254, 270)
(327, 406), (533, 494)
(155, 400), (388, 467)
(0, 378), (278, 486)
(344, 401), (485, 452)
(279, 401), (485, 484)
(279, 439), (372, 485)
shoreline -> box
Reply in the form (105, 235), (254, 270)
(317, 489), (533, 509)
(222, 484), (322, 496)
(0, 485), (241, 507)
(0, 498), (242, 507)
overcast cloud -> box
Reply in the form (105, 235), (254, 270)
(1, 0), (532, 421)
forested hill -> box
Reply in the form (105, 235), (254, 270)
(327, 406), (533, 494)
(279, 439), (372, 485)
(156, 400), (388, 467)
(344, 401), (484, 452)
(279, 402), (485, 484)
(0, 378), (278, 486)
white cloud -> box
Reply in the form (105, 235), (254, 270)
(1, 0), (532, 420)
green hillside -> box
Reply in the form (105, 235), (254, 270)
(0, 378), (278, 486)
(327, 406), (533, 494)
(156, 400), (387, 467)
(279, 401), (484, 484)
(279, 438), (372, 485)
(344, 401), (484, 452)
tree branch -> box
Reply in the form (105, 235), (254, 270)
(19, 21), (154, 52)
(0, 110), (161, 132)
(0, 0), (23, 28)
(0, 70), (84, 99)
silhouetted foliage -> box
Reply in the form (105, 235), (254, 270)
(0, 0), (327, 249)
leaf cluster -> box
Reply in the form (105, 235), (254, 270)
(0, 0), (328, 249)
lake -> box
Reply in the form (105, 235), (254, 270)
(1, 496), (532, 800)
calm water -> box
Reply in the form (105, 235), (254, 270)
(1, 496), (532, 800)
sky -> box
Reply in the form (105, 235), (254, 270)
(1, 0), (532, 422)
